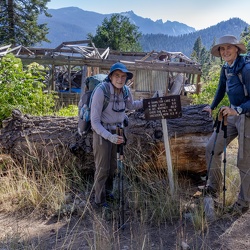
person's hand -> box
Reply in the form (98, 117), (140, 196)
(219, 106), (237, 116)
(202, 105), (212, 117)
(107, 134), (124, 144)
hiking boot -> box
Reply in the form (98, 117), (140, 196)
(198, 185), (218, 198)
(226, 202), (249, 215)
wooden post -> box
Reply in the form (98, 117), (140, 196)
(81, 66), (87, 94)
(68, 59), (71, 92)
(51, 64), (55, 91)
(158, 90), (175, 196)
(196, 74), (201, 94)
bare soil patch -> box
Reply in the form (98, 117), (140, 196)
(0, 176), (249, 250)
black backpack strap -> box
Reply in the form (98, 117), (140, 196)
(224, 68), (229, 93)
(99, 82), (111, 111)
(237, 72), (248, 97)
(224, 68), (248, 97)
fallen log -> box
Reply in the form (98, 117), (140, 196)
(0, 104), (213, 174)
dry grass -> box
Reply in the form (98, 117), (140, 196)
(0, 138), (241, 249)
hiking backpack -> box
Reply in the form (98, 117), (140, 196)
(77, 74), (129, 136)
(225, 53), (250, 97)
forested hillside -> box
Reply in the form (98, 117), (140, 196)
(37, 7), (249, 56)
(37, 7), (249, 57)
(38, 7), (195, 48)
(140, 18), (249, 56)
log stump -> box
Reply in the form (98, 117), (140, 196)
(0, 104), (213, 175)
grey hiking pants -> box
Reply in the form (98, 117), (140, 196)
(93, 130), (117, 204)
(206, 114), (250, 206)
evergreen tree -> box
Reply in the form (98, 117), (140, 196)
(210, 38), (217, 62)
(191, 36), (203, 62)
(0, 0), (51, 46)
(190, 50), (198, 62)
(87, 14), (142, 52)
(240, 26), (250, 53)
(200, 47), (209, 65)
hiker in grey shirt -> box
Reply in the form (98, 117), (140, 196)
(90, 62), (143, 208)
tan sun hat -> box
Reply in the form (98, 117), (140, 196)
(211, 35), (246, 57)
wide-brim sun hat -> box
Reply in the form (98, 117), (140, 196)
(109, 62), (133, 80)
(211, 35), (246, 57)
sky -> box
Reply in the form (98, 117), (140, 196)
(47, 0), (250, 30)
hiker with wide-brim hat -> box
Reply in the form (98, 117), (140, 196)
(90, 62), (143, 211)
(211, 35), (246, 57)
(201, 35), (250, 215)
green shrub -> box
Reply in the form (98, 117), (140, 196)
(0, 54), (56, 123)
(56, 105), (78, 117)
(191, 64), (229, 117)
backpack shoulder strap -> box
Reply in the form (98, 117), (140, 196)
(122, 85), (129, 101)
(224, 68), (248, 97)
(224, 68), (230, 93)
(88, 82), (110, 111)
(90, 82), (128, 111)
(98, 81), (111, 111)
(237, 72), (248, 96)
(244, 53), (250, 63)
(240, 54), (250, 96)
(99, 82), (129, 109)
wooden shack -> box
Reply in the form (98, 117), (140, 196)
(0, 43), (210, 175)
(1, 40), (202, 107)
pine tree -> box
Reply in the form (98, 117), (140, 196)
(191, 36), (203, 62)
(210, 38), (217, 62)
(87, 14), (142, 52)
(0, 0), (51, 46)
(240, 26), (250, 53)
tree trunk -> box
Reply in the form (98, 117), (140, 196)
(0, 104), (213, 174)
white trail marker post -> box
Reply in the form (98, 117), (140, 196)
(143, 90), (182, 196)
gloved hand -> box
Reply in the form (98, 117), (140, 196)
(107, 134), (124, 144)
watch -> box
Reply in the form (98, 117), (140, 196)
(235, 106), (243, 115)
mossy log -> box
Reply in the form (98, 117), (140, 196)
(0, 104), (213, 174)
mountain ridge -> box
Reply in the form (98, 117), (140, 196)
(38, 7), (196, 48)
(140, 18), (249, 56)
(38, 7), (249, 56)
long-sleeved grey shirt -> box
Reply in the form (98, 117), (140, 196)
(90, 81), (143, 139)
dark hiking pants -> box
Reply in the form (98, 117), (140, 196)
(93, 131), (117, 204)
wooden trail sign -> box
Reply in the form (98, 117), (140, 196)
(143, 93), (182, 196)
(143, 95), (182, 120)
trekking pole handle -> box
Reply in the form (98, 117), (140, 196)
(215, 109), (224, 133)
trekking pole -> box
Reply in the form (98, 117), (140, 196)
(116, 125), (121, 227)
(119, 123), (125, 229)
(221, 115), (228, 209)
(204, 111), (222, 189)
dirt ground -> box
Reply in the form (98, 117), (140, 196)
(0, 140), (249, 249)
(0, 185), (249, 250)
